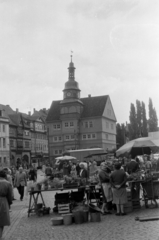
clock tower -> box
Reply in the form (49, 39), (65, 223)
(60, 55), (83, 118)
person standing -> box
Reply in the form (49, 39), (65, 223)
(110, 162), (127, 216)
(98, 162), (113, 214)
(0, 170), (12, 239)
(28, 165), (37, 182)
(126, 154), (139, 174)
(45, 164), (53, 177)
(14, 167), (27, 201)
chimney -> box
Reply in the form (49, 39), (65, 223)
(34, 108), (36, 113)
(88, 94), (91, 98)
(16, 108), (19, 113)
(28, 111), (31, 116)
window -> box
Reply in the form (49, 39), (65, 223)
(106, 134), (109, 140)
(70, 122), (74, 127)
(54, 150), (58, 155)
(25, 141), (30, 148)
(10, 140), (14, 147)
(53, 136), (58, 142)
(82, 134), (86, 139)
(3, 125), (5, 132)
(54, 149), (63, 155)
(92, 134), (96, 139)
(111, 123), (114, 130)
(65, 122), (69, 128)
(3, 138), (6, 148)
(0, 157), (1, 163)
(53, 136), (62, 142)
(87, 134), (91, 139)
(17, 140), (23, 148)
(65, 135), (70, 140)
(0, 138), (1, 148)
(106, 121), (109, 129)
(53, 124), (61, 130)
(89, 121), (93, 128)
(82, 134), (96, 140)
(84, 122), (88, 128)
(4, 157), (6, 163)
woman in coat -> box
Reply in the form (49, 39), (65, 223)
(0, 170), (12, 239)
(110, 162), (127, 216)
(98, 162), (113, 214)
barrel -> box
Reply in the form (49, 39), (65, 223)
(72, 210), (84, 224)
(63, 214), (73, 225)
(90, 212), (101, 222)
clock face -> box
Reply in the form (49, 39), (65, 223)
(67, 92), (71, 97)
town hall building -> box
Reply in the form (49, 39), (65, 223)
(46, 56), (117, 162)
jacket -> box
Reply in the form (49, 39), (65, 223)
(14, 172), (27, 187)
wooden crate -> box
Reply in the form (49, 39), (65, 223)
(132, 200), (141, 209)
(58, 204), (70, 214)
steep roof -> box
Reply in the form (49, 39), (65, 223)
(46, 95), (108, 122)
(0, 104), (14, 117)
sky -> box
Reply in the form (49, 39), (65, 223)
(0, 0), (159, 124)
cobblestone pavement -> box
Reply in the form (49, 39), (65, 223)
(3, 172), (159, 240)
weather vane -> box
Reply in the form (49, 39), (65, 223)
(70, 50), (73, 61)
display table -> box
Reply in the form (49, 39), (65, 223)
(128, 179), (159, 209)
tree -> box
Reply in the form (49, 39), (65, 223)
(116, 123), (125, 148)
(129, 103), (138, 140)
(141, 101), (148, 137)
(148, 98), (158, 132)
(136, 100), (142, 137)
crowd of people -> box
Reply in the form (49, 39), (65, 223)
(0, 153), (158, 239)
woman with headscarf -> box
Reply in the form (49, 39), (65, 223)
(79, 162), (88, 179)
(98, 162), (113, 214)
(110, 162), (127, 216)
(0, 170), (12, 239)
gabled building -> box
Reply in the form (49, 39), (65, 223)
(46, 57), (117, 163)
(0, 109), (10, 167)
(9, 112), (31, 167)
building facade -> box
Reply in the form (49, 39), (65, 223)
(46, 57), (117, 163)
(0, 110), (10, 167)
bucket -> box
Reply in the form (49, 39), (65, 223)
(83, 210), (89, 223)
(73, 211), (84, 224)
(90, 212), (101, 222)
(63, 214), (73, 226)
(36, 203), (43, 209)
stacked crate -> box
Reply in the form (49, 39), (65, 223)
(124, 189), (133, 213)
(58, 204), (70, 214)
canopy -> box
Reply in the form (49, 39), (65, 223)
(55, 155), (76, 161)
(116, 137), (159, 157)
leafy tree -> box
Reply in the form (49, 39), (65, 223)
(136, 100), (142, 137)
(129, 103), (138, 140)
(116, 123), (125, 148)
(141, 101), (148, 137)
(148, 98), (158, 132)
